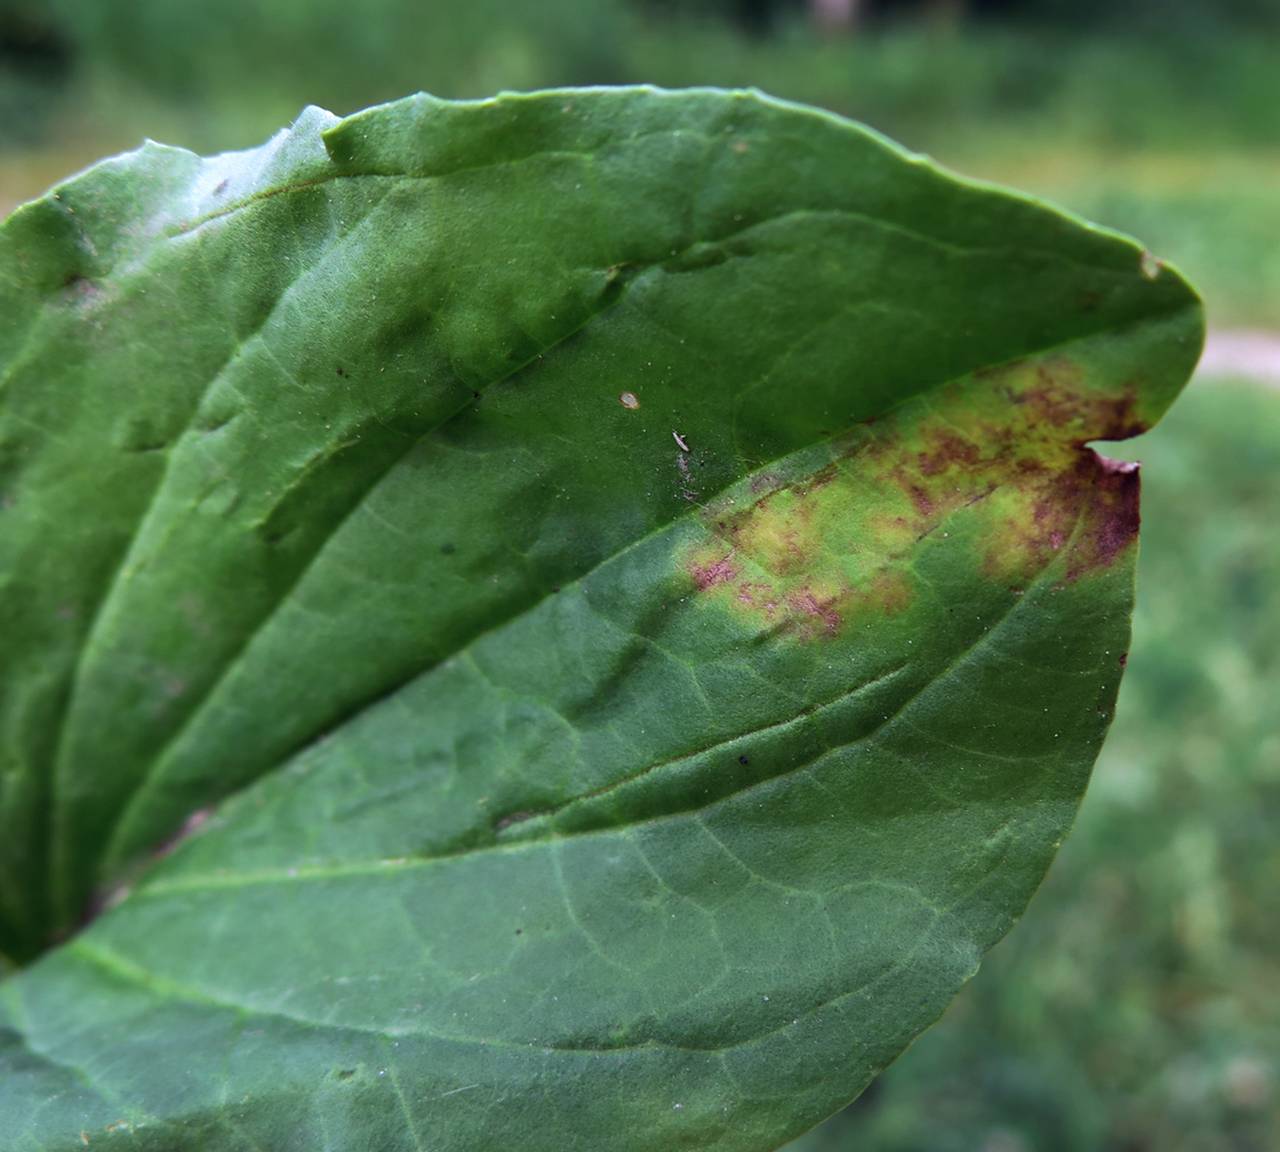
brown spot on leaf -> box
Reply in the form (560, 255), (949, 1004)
(691, 552), (739, 590)
(787, 587), (843, 637)
(151, 807), (213, 861)
(1068, 455), (1141, 579)
(918, 432), (981, 476)
(983, 451), (1140, 584)
(735, 581), (775, 613)
(684, 347), (1148, 635)
(62, 273), (101, 304)
(494, 809), (541, 833)
(866, 569), (913, 614)
(1013, 360), (1147, 443)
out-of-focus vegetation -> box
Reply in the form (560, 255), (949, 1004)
(1, 3), (1276, 1149)
(1, 0), (1277, 324)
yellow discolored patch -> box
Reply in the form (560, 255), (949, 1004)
(684, 352), (1146, 640)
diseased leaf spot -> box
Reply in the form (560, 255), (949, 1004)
(690, 552), (738, 591)
(1073, 456), (1141, 578)
(684, 351), (1148, 637)
(62, 273), (101, 304)
(786, 587), (843, 637)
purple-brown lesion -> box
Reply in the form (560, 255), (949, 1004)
(690, 551), (739, 591)
(1013, 358), (1148, 444)
(785, 587), (844, 638)
(683, 351), (1148, 637)
(1069, 453), (1142, 580)
(917, 431), (982, 477)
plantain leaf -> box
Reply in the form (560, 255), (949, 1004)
(0, 88), (1201, 1151)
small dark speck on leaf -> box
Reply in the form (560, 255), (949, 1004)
(495, 810), (539, 832)
(336, 1069), (356, 1081)
(213, 178), (230, 196)
(149, 807), (213, 865)
(738, 755), (750, 766)
(472, 391), (481, 400)
(440, 542), (456, 555)
(196, 404), (240, 435)
(515, 928), (523, 935)
(62, 273), (100, 302)
(1119, 652), (1129, 667)
(335, 365), (346, 378)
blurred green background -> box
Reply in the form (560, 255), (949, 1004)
(1, 2), (1275, 1149)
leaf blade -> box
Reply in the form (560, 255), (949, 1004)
(0, 87), (1201, 1150)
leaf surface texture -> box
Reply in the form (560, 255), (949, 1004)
(0, 89), (1202, 1151)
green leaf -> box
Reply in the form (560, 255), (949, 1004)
(0, 88), (1201, 1151)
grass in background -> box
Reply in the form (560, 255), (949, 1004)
(952, 151), (1280, 332)
(2, 9), (1275, 326)
(788, 377), (1280, 1151)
